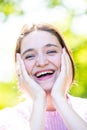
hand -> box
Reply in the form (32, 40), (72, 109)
(51, 48), (73, 98)
(16, 53), (46, 100)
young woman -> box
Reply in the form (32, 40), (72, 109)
(0, 23), (87, 130)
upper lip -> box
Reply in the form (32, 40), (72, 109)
(33, 69), (55, 78)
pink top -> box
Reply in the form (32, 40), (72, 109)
(0, 95), (87, 130)
(45, 111), (68, 130)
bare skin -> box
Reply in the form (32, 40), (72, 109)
(15, 29), (87, 130)
(16, 49), (87, 130)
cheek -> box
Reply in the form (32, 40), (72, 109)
(49, 54), (61, 68)
(24, 60), (34, 75)
(56, 55), (61, 67)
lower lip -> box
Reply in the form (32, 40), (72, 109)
(35, 74), (54, 81)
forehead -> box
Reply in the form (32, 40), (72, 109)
(21, 30), (61, 52)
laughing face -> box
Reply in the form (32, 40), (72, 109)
(20, 30), (62, 91)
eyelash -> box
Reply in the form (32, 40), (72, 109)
(24, 50), (57, 60)
(47, 50), (57, 55)
(25, 55), (35, 60)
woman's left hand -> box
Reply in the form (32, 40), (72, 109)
(51, 49), (87, 130)
(51, 48), (73, 98)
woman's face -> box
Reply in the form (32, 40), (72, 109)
(20, 30), (62, 91)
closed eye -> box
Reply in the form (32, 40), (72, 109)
(47, 50), (57, 55)
(25, 55), (35, 60)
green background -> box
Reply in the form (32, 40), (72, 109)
(0, 0), (87, 109)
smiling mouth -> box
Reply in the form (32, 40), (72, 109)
(34, 70), (55, 80)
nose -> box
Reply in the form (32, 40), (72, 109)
(36, 53), (48, 67)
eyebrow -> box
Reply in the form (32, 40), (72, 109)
(45, 43), (59, 48)
(21, 48), (34, 56)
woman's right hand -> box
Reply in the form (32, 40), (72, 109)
(16, 53), (46, 100)
(16, 53), (46, 130)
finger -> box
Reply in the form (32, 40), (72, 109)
(18, 75), (23, 87)
(64, 49), (72, 81)
(18, 54), (32, 81)
(16, 53), (22, 76)
(17, 53), (29, 79)
(60, 48), (67, 76)
(18, 54), (41, 89)
(63, 50), (73, 90)
(54, 49), (66, 88)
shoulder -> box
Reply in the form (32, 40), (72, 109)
(13, 98), (33, 120)
(69, 94), (87, 122)
(0, 99), (32, 130)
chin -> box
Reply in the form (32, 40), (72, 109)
(40, 83), (53, 92)
(43, 87), (52, 91)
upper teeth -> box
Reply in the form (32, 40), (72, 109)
(36, 70), (53, 77)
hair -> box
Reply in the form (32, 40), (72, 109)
(15, 23), (75, 82)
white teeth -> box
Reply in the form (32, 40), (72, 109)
(36, 70), (53, 77)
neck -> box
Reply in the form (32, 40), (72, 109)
(46, 92), (56, 111)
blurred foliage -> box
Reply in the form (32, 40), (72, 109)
(46, 0), (87, 98)
(46, 0), (61, 8)
(0, 81), (23, 109)
(0, 0), (24, 21)
(70, 42), (87, 98)
(0, 0), (87, 109)
(45, 0), (87, 18)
